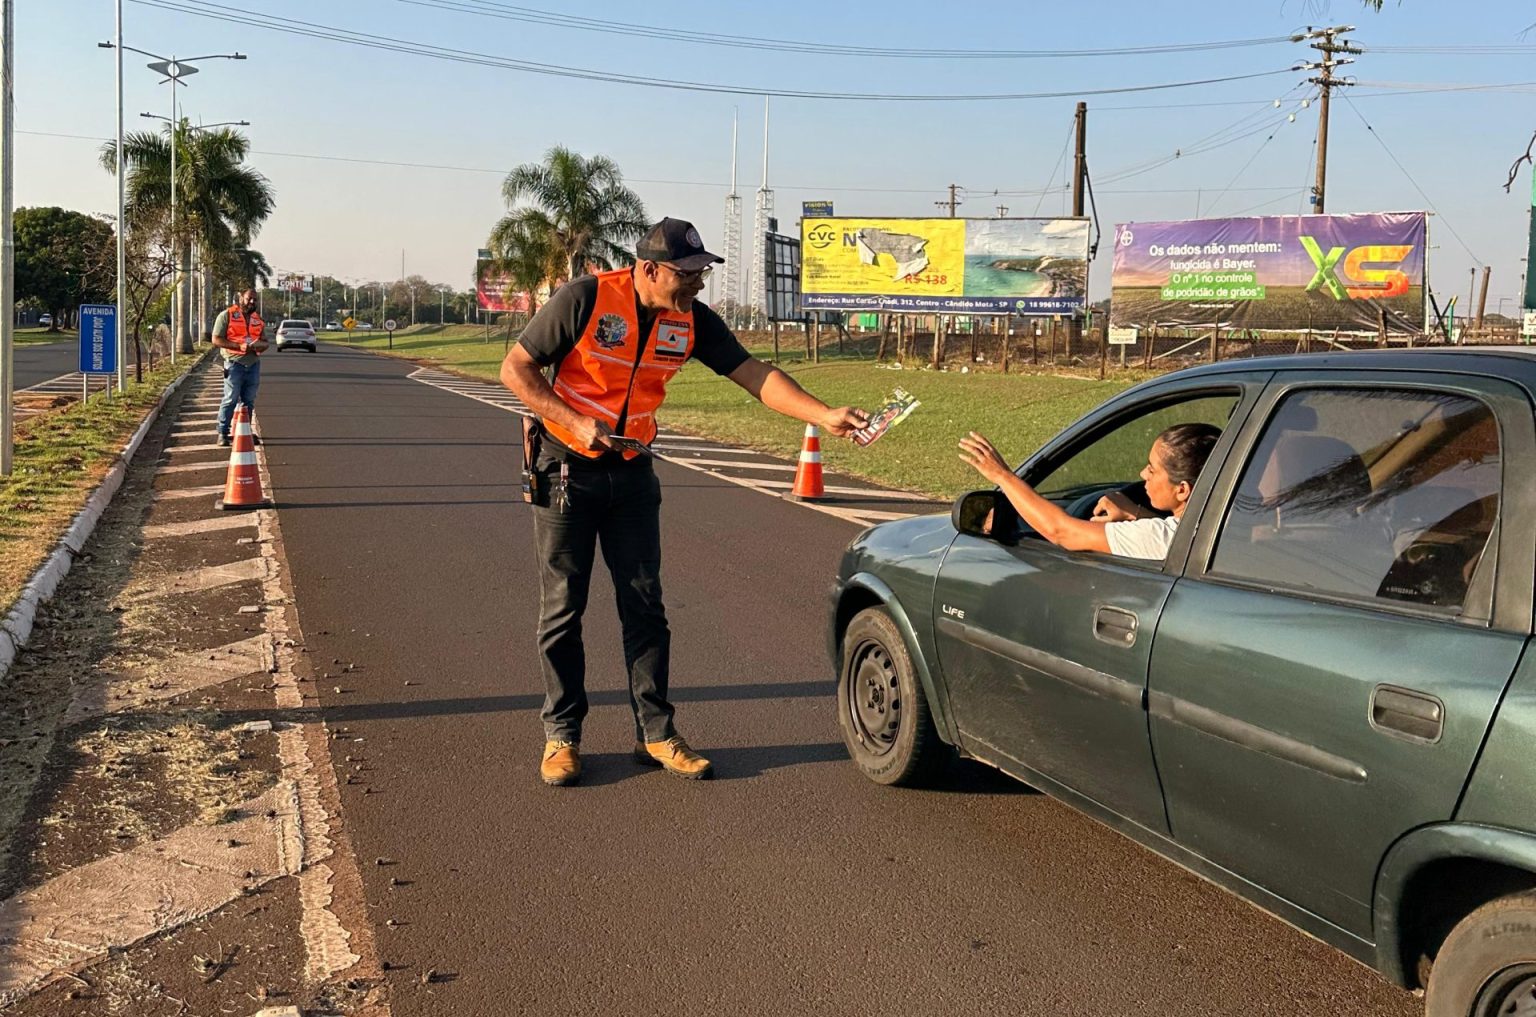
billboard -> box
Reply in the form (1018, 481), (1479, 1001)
(1111, 212), (1427, 333)
(279, 273), (312, 294)
(800, 217), (1089, 315)
(475, 260), (530, 313)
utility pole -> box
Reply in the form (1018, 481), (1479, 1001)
(1067, 101), (1089, 355)
(1476, 265), (1491, 329)
(935, 184), (962, 217)
(1302, 25), (1359, 214)
(995, 205), (1009, 218)
(1071, 101), (1087, 219)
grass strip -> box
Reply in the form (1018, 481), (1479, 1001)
(0, 357), (198, 611)
(334, 326), (1147, 499)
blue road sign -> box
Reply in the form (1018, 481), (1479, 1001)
(79, 304), (118, 375)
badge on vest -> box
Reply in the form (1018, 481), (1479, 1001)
(594, 313), (629, 350)
(655, 321), (690, 360)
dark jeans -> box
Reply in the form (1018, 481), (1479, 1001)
(217, 359), (261, 437)
(531, 455), (674, 745)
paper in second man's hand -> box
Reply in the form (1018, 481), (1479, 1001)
(853, 388), (920, 448)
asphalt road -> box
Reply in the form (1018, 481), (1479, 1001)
(14, 337), (85, 389)
(257, 343), (1424, 1017)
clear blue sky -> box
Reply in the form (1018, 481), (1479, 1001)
(19, 0), (1536, 311)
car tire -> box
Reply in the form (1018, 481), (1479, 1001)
(837, 606), (949, 786)
(1426, 891), (1536, 1017)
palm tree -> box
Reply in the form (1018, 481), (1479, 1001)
(486, 215), (561, 315)
(493, 147), (647, 284)
(102, 121), (275, 352)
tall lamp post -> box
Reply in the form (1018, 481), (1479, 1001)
(99, 41), (245, 359)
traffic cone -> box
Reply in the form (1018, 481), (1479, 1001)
(216, 405), (272, 510)
(788, 424), (825, 501)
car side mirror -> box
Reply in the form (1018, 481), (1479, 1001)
(953, 490), (1001, 537)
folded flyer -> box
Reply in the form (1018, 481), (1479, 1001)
(853, 387), (920, 448)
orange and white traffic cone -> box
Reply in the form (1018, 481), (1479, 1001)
(788, 424), (825, 501)
(215, 405), (272, 511)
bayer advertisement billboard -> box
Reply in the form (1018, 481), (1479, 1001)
(1110, 212), (1427, 333)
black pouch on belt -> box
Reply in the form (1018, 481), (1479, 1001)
(521, 416), (548, 506)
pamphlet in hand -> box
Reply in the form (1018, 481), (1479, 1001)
(607, 435), (654, 457)
(852, 387), (920, 448)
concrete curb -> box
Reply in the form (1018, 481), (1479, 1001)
(0, 353), (210, 681)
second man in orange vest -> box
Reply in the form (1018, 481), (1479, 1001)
(501, 218), (868, 787)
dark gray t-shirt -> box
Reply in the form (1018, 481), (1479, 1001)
(518, 273), (751, 460)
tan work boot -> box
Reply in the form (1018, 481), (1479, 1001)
(634, 735), (713, 780)
(540, 740), (581, 786)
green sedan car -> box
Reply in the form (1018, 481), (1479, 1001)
(830, 348), (1536, 1017)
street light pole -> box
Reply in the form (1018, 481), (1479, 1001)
(101, 46), (246, 360)
(115, 0), (125, 392)
(1, 0), (14, 475)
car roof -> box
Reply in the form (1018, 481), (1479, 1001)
(1161, 345), (1536, 380)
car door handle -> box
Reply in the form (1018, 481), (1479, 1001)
(1093, 606), (1139, 647)
(1370, 685), (1444, 744)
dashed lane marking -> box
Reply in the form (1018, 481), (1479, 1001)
(141, 514), (254, 539)
(64, 634), (272, 725)
(119, 556), (267, 603)
(150, 485), (224, 501)
(155, 460), (229, 474)
(0, 782), (301, 1008)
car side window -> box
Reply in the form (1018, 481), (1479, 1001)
(1209, 387), (1500, 612)
(1033, 394), (1237, 502)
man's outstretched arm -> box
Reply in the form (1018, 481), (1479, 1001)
(727, 358), (868, 436)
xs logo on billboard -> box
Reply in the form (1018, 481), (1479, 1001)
(1299, 236), (1414, 300)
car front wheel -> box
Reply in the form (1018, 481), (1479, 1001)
(837, 606), (949, 786)
(1427, 891), (1536, 1017)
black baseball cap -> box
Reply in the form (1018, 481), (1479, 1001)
(636, 217), (725, 271)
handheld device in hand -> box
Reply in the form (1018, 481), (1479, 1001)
(606, 435), (654, 457)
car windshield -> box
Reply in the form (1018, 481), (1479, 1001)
(280, 321), (312, 330)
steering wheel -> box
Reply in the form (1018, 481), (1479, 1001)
(1062, 480), (1158, 521)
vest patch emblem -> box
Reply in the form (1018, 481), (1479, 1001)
(594, 313), (629, 349)
(655, 321), (690, 359)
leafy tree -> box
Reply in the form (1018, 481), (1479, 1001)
(493, 146), (647, 284)
(102, 121), (275, 352)
(14, 206), (116, 330)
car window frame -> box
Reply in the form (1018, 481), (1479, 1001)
(1012, 372), (1271, 575)
(1178, 368), (1536, 634)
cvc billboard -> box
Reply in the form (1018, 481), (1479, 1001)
(1111, 212), (1427, 333)
(800, 217), (1090, 315)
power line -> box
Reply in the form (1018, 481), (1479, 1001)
(399, 0), (1295, 60)
(1339, 94), (1483, 265)
(128, 0), (1296, 102)
(1032, 124), (1074, 215)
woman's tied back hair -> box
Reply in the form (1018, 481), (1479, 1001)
(1157, 423), (1223, 486)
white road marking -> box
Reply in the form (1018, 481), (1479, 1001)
(405, 366), (940, 524)
(141, 514), (254, 538)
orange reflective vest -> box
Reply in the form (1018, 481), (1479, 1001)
(543, 268), (695, 460)
(224, 306), (266, 354)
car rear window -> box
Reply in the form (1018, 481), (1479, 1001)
(280, 321), (312, 329)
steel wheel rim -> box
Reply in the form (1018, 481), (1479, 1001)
(1474, 964), (1536, 1017)
(847, 637), (902, 755)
